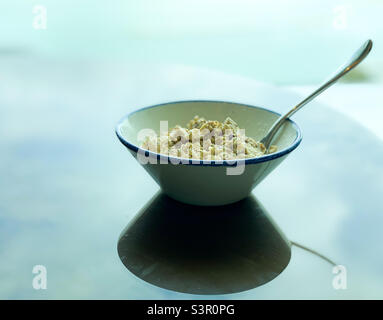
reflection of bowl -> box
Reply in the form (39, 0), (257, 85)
(118, 192), (291, 295)
(116, 100), (302, 206)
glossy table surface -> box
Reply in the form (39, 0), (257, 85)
(1, 57), (382, 299)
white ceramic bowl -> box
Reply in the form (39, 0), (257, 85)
(116, 100), (302, 206)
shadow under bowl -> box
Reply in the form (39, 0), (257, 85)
(118, 192), (291, 295)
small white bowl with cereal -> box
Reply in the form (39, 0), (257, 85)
(116, 100), (302, 206)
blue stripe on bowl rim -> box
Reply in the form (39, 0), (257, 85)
(115, 100), (303, 166)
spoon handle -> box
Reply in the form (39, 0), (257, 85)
(261, 39), (373, 150)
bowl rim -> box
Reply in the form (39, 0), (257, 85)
(115, 100), (302, 166)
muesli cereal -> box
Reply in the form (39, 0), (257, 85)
(140, 116), (277, 160)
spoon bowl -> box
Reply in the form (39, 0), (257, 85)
(116, 100), (302, 206)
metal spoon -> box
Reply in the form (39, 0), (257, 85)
(261, 39), (373, 151)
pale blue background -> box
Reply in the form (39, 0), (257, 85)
(1, 0), (382, 83)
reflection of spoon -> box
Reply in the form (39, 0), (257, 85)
(261, 39), (373, 151)
(118, 192), (291, 295)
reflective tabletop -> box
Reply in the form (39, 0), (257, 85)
(1, 57), (382, 299)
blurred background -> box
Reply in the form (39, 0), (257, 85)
(1, 0), (382, 83)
